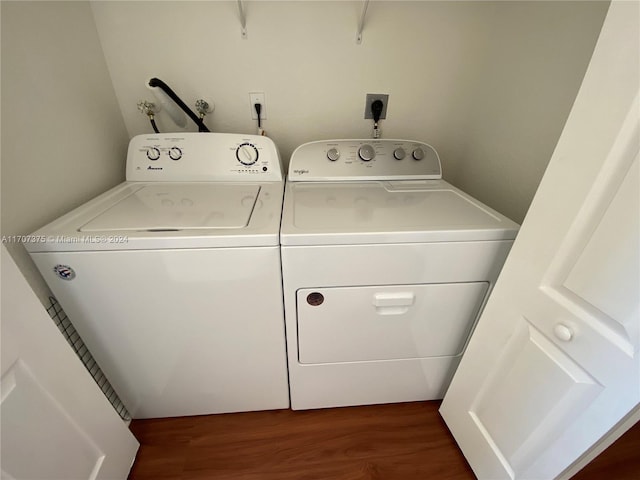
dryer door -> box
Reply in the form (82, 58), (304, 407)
(297, 282), (489, 364)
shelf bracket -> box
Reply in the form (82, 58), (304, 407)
(356, 0), (370, 44)
(238, 0), (247, 39)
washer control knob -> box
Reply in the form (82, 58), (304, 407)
(327, 148), (340, 161)
(412, 148), (425, 161)
(393, 148), (406, 160)
(358, 144), (375, 162)
(168, 147), (182, 161)
(146, 147), (161, 161)
(236, 143), (259, 165)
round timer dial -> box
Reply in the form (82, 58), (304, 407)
(236, 143), (259, 166)
(146, 147), (161, 161)
(168, 147), (182, 161)
(358, 144), (375, 162)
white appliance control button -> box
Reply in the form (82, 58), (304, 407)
(236, 143), (259, 165)
(146, 147), (161, 161)
(168, 147), (182, 161)
(327, 148), (340, 161)
(393, 148), (406, 160)
(412, 148), (425, 160)
(358, 144), (375, 162)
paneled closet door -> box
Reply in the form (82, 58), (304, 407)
(440, 2), (639, 479)
(1, 246), (139, 479)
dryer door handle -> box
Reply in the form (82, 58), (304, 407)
(373, 292), (415, 315)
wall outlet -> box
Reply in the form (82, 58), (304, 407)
(249, 92), (266, 120)
(364, 93), (389, 120)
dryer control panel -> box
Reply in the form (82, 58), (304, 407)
(288, 139), (442, 181)
(126, 132), (283, 182)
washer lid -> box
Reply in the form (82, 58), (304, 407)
(80, 184), (260, 232)
(280, 180), (520, 245)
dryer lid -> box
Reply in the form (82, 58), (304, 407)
(281, 180), (520, 245)
(80, 184), (260, 232)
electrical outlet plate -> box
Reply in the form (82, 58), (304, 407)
(364, 93), (389, 120)
(249, 92), (266, 120)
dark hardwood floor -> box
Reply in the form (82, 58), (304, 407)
(572, 417), (640, 480)
(128, 401), (640, 480)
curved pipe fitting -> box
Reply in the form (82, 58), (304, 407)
(147, 78), (210, 132)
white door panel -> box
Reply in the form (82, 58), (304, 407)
(1, 361), (105, 479)
(440, 2), (639, 479)
(0, 246), (139, 479)
(469, 319), (603, 478)
(544, 151), (639, 354)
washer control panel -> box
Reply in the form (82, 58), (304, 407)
(127, 132), (282, 182)
(288, 139), (442, 181)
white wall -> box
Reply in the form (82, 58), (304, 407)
(1, 1), (129, 302)
(447, 1), (611, 221)
(0, 1), (609, 299)
(91, 0), (608, 222)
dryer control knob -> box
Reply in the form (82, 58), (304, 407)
(168, 147), (182, 161)
(236, 143), (259, 165)
(358, 144), (375, 162)
(412, 148), (425, 160)
(146, 147), (161, 161)
(393, 148), (406, 160)
(327, 148), (340, 161)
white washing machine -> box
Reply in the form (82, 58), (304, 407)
(25, 132), (290, 418)
(280, 139), (520, 410)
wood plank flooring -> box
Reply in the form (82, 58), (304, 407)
(128, 401), (640, 479)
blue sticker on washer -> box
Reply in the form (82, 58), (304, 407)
(53, 264), (76, 281)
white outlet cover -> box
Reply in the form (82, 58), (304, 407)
(249, 92), (266, 120)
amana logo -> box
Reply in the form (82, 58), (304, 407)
(147, 166), (163, 171)
(53, 264), (76, 281)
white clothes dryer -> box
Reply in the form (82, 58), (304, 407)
(25, 133), (289, 418)
(280, 139), (520, 410)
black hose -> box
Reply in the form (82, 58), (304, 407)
(150, 117), (160, 134)
(148, 77), (210, 132)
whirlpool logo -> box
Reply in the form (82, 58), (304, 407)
(293, 169), (309, 175)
